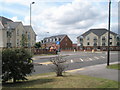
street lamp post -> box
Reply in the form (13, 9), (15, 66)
(107, 0), (111, 66)
(30, 2), (35, 26)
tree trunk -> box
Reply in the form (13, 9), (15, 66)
(57, 71), (63, 76)
(13, 77), (16, 83)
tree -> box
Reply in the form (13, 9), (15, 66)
(34, 42), (41, 48)
(50, 55), (67, 76)
(2, 48), (34, 83)
(21, 34), (28, 48)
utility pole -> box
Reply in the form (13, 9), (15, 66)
(30, 2), (35, 26)
(107, 0), (111, 66)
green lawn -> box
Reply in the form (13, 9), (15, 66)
(107, 63), (120, 70)
(2, 73), (119, 88)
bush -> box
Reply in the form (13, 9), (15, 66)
(50, 55), (68, 76)
(2, 48), (34, 83)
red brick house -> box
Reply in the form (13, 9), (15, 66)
(41, 34), (73, 50)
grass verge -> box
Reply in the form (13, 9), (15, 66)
(2, 73), (119, 88)
(107, 63), (120, 70)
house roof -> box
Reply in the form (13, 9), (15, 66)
(8, 22), (21, 29)
(24, 25), (36, 35)
(78, 28), (117, 38)
(0, 16), (13, 27)
(43, 34), (67, 43)
(44, 34), (67, 39)
(24, 25), (31, 31)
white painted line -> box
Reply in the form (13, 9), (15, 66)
(101, 56), (105, 58)
(94, 56), (99, 59)
(89, 58), (92, 61)
(71, 59), (73, 63)
(79, 58), (84, 61)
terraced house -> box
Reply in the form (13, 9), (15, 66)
(41, 34), (73, 50)
(77, 28), (120, 51)
(0, 16), (36, 48)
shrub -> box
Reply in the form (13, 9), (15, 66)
(2, 48), (34, 83)
(50, 55), (67, 76)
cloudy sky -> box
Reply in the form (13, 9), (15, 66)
(0, 0), (119, 43)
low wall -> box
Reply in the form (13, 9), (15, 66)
(32, 49), (57, 55)
(77, 46), (120, 51)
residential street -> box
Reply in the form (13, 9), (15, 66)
(32, 51), (119, 75)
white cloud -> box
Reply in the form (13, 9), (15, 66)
(30, 0), (114, 43)
(1, 0), (118, 43)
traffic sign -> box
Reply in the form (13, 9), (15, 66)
(56, 41), (60, 45)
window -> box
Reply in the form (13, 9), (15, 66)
(17, 29), (19, 36)
(116, 36), (120, 41)
(59, 38), (61, 41)
(7, 43), (11, 48)
(87, 36), (90, 40)
(7, 31), (11, 37)
(55, 38), (57, 41)
(80, 38), (83, 42)
(93, 43), (97, 46)
(93, 36), (97, 41)
(110, 36), (112, 39)
(44, 40), (46, 43)
(102, 36), (106, 40)
(28, 32), (30, 40)
(110, 42), (112, 45)
(17, 39), (19, 46)
(46, 39), (48, 42)
(41, 40), (43, 43)
(102, 43), (106, 46)
(87, 42), (90, 45)
(117, 42), (120, 46)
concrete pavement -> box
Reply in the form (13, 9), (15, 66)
(69, 62), (119, 82)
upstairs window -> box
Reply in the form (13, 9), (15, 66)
(116, 35), (120, 41)
(93, 36), (97, 41)
(102, 36), (106, 40)
(55, 38), (57, 41)
(87, 36), (90, 40)
(110, 36), (112, 39)
(59, 38), (61, 41)
(17, 29), (19, 36)
(80, 38), (83, 41)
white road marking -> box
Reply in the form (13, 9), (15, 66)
(80, 58), (84, 61)
(94, 56), (99, 59)
(89, 58), (92, 61)
(101, 56), (105, 58)
(71, 59), (73, 63)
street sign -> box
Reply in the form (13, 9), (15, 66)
(56, 41), (60, 45)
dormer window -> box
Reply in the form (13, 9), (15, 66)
(59, 38), (61, 41)
(55, 38), (57, 41)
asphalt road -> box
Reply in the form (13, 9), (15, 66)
(32, 51), (119, 75)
